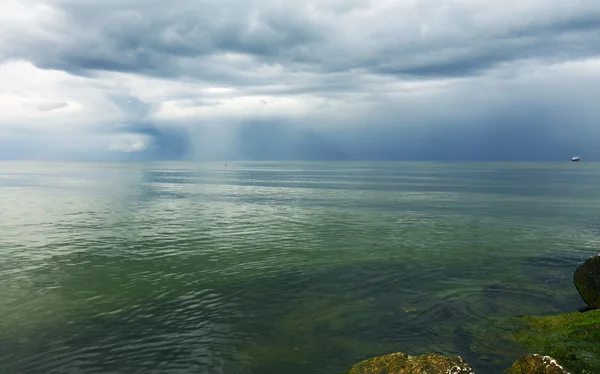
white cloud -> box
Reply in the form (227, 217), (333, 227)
(0, 61), (120, 131)
(107, 133), (152, 152)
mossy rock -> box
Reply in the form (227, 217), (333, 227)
(342, 352), (475, 374)
(508, 310), (600, 374)
(503, 354), (570, 374)
(573, 254), (600, 310)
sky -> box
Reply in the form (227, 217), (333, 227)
(1, 0), (600, 161)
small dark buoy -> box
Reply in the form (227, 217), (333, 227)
(225, 164), (227, 166)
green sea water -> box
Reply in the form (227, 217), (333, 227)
(0, 161), (599, 374)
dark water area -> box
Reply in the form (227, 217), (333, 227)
(1, 162), (599, 373)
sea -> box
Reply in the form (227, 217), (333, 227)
(1, 161), (599, 374)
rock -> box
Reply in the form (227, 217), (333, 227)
(509, 310), (600, 373)
(343, 352), (475, 374)
(503, 354), (570, 374)
(574, 254), (600, 309)
(463, 309), (600, 373)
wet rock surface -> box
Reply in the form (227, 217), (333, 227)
(503, 354), (570, 374)
(574, 254), (600, 310)
(509, 310), (600, 374)
(342, 352), (475, 374)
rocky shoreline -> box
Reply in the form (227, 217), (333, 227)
(342, 254), (600, 374)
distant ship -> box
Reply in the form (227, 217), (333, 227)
(572, 156), (580, 162)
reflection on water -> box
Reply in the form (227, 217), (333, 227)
(1, 162), (599, 373)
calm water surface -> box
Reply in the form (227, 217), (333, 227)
(1, 162), (599, 374)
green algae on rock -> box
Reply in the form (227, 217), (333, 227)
(509, 310), (600, 374)
(573, 254), (600, 310)
(503, 354), (570, 374)
(342, 352), (475, 374)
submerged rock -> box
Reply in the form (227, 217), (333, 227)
(574, 254), (600, 309)
(343, 352), (475, 374)
(509, 310), (600, 373)
(463, 309), (600, 373)
(503, 354), (570, 374)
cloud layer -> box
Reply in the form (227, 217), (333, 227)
(1, 0), (600, 160)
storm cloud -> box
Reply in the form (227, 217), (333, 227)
(1, 0), (600, 160)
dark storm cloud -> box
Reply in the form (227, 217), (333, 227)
(5, 0), (600, 83)
(2, 0), (600, 161)
(370, 13), (600, 78)
(14, 0), (324, 82)
(211, 117), (600, 162)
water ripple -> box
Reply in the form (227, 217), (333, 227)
(1, 162), (600, 373)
